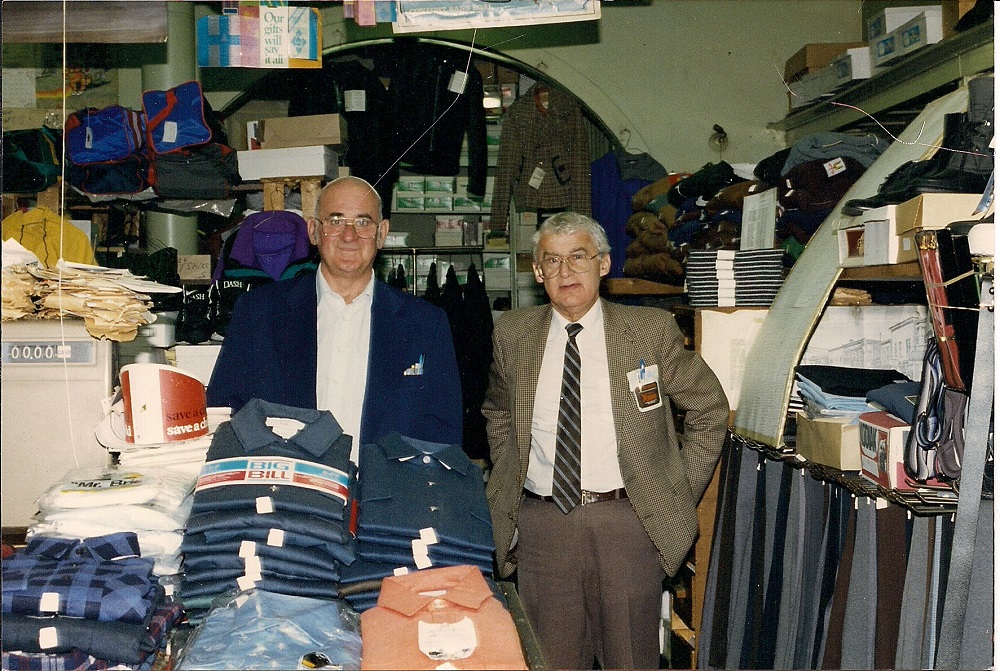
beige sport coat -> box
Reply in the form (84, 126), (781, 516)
(483, 299), (730, 578)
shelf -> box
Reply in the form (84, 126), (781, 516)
(603, 277), (686, 296)
(768, 21), (994, 142)
(383, 245), (484, 254)
(838, 261), (923, 281)
(731, 432), (958, 516)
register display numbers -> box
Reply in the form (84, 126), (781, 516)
(2, 339), (96, 365)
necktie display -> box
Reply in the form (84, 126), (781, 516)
(552, 322), (583, 514)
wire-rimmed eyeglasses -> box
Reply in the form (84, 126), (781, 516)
(535, 253), (602, 278)
(317, 216), (379, 239)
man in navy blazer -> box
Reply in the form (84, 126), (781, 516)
(207, 176), (463, 459)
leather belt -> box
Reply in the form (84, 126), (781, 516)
(523, 487), (628, 505)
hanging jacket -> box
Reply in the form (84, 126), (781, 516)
(2, 206), (96, 267)
(491, 83), (591, 229)
(287, 60), (398, 218)
(383, 43), (488, 198)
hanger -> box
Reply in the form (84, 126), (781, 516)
(617, 129), (643, 157)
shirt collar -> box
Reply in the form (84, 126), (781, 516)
(550, 299), (603, 336)
(375, 432), (471, 476)
(376, 565), (492, 616)
(316, 270), (376, 307)
(25, 532), (142, 561)
(230, 398), (346, 458)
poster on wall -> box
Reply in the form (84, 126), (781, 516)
(197, 2), (322, 68)
(392, 0), (601, 33)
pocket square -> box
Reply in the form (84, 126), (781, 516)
(403, 355), (425, 376)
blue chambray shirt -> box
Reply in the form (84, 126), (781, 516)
(190, 399), (355, 522)
(356, 433), (495, 557)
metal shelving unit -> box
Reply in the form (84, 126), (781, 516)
(768, 21), (994, 143)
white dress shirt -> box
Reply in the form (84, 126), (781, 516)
(316, 271), (374, 463)
(526, 301), (625, 495)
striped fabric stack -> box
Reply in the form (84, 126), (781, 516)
(685, 249), (785, 307)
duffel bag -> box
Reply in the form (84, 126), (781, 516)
(2, 126), (62, 193)
(142, 80), (213, 155)
(65, 106), (145, 165)
(68, 152), (151, 196)
(150, 143), (241, 199)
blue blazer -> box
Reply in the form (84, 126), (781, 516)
(206, 273), (463, 446)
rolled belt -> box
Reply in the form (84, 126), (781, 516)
(523, 487), (628, 505)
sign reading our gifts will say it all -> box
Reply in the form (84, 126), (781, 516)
(197, 2), (321, 69)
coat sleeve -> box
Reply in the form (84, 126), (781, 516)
(205, 291), (254, 412)
(655, 315), (730, 502)
(423, 305), (465, 446)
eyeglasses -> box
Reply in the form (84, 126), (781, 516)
(317, 216), (379, 239)
(535, 252), (602, 278)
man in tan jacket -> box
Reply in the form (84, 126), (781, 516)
(483, 212), (729, 669)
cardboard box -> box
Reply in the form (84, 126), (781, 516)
(795, 412), (861, 471)
(695, 308), (769, 409)
(789, 65), (841, 109)
(897, 10), (944, 57)
(261, 114), (346, 150)
(830, 47), (872, 87)
(858, 411), (910, 489)
(858, 194), (984, 265)
(837, 225), (866, 268)
(870, 31), (902, 68)
(434, 229), (464, 247)
(866, 5), (940, 40)
(942, 0), (978, 38)
(784, 42), (865, 82)
(237, 146), (339, 180)
(424, 176), (455, 194)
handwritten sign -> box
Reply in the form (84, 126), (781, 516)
(177, 255), (212, 282)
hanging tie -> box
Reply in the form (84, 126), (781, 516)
(552, 322), (583, 514)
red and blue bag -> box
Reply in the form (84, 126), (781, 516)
(67, 152), (151, 196)
(142, 80), (213, 155)
(65, 106), (145, 165)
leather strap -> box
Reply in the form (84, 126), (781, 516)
(916, 230), (967, 391)
(524, 488), (629, 505)
(935, 274), (993, 668)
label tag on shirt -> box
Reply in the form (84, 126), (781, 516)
(267, 528), (286, 547)
(256, 496), (275, 514)
(627, 364), (663, 412)
(344, 89), (366, 112)
(528, 166), (545, 190)
(38, 626), (59, 650)
(448, 70), (468, 95)
(265, 417), (306, 440)
(824, 157), (847, 177)
(237, 575), (257, 591)
(418, 617), (478, 660)
(197, 457), (349, 505)
(419, 527), (439, 545)
(39, 592), (60, 613)
(239, 540), (258, 558)
(412, 539), (433, 569)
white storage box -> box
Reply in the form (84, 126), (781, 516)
(238, 146), (339, 181)
(867, 5), (940, 40)
(830, 47), (872, 87)
(897, 10), (944, 57)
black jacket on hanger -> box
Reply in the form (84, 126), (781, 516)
(287, 59), (399, 218)
(382, 44), (489, 198)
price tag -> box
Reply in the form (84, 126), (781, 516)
(2, 340), (95, 365)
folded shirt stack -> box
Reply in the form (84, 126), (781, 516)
(795, 365), (912, 420)
(1, 532), (183, 669)
(29, 466), (197, 578)
(179, 399), (357, 612)
(175, 589), (362, 670)
(341, 433), (495, 612)
(685, 248), (785, 307)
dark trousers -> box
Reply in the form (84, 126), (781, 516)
(516, 495), (664, 670)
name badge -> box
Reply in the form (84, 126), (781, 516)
(627, 363), (663, 412)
